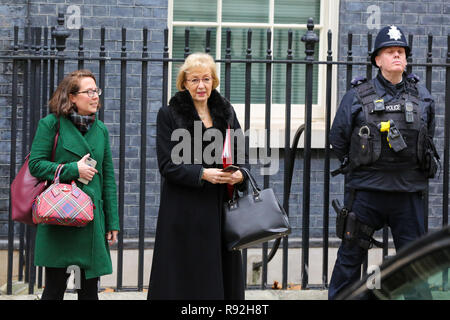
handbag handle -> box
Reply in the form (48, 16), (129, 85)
(238, 167), (260, 195)
(53, 164), (65, 184)
(229, 167), (260, 203)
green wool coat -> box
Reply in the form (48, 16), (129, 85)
(29, 113), (120, 279)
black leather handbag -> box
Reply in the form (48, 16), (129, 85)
(223, 167), (291, 251)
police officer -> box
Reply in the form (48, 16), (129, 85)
(328, 25), (438, 299)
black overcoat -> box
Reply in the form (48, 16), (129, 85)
(148, 89), (248, 300)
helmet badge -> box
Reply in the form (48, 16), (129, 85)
(387, 26), (402, 41)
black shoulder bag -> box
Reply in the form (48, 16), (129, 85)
(223, 167), (291, 251)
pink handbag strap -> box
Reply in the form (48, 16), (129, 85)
(53, 164), (65, 184)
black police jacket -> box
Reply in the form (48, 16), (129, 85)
(330, 72), (435, 192)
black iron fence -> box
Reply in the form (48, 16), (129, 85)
(1, 14), (450, 295)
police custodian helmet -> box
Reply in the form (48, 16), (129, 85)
(371, 25), (411, 67)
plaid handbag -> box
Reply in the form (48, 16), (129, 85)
(11, 123), (59, 225)
(32, 164), (94, 227)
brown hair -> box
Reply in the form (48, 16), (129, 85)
(176, 53), (219, 91)
(48, 69), (101, 116)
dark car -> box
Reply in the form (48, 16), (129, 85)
(335, 225), (450, 300)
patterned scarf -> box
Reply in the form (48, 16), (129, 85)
(68, 110), (96, 134)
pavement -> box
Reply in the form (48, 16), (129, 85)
(0, 282), (328, 300)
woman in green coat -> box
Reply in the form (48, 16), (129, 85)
(28, 69), (120, 300)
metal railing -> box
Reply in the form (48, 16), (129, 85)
(1, 14), (449, 294)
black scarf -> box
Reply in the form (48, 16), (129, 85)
(168, 89), (234, 134)
(68, 110), (96, 134)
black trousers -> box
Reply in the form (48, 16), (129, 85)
(41, 267), (99, 300)
(328, 190), (426, 300)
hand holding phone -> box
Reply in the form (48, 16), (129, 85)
(78, 154), (97, 185)
(222, 165), (240, 173)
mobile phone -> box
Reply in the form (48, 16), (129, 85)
(222, 165), (240, 173)
(78, 157), (97, 185)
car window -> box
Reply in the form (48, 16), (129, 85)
(373, 247), (450, 300)
(388, 271), (450, 300)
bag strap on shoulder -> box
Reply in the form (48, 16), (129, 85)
(50, 119), (60, 161)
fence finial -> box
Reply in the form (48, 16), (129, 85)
(52, 13), (70, 55)
(301, 18), (319, 61)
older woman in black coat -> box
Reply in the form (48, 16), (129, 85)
(148, 53), (249, 300)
